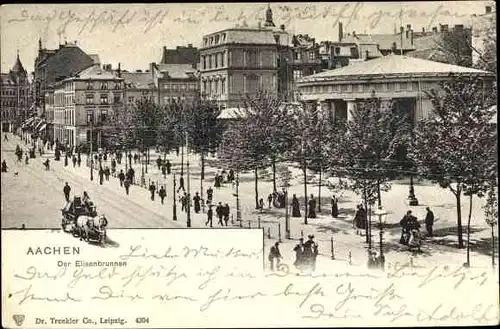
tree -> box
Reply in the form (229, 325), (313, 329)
(184, 97), (224, 206)
(341, 98), (411, 243)
(483, 183), (498, 268)
(412, 74), (497, 249)
(242, 90), (293, 194)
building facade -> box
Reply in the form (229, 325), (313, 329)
(51, 64), (123, 149)
(153, 63), (199, 105)
(1, 54), (31, 132)
(296, 54), (493, 123)
(160, 44), (200, 69)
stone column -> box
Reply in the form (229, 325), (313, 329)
(316, 99), (330, 119)
(346, 99), (356, 122)
(329, 101), (336, 121)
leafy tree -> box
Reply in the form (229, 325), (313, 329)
(412, 74), (497, 249)
(341, 98), (411, 241)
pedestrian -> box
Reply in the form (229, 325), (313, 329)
(161, 164), (166, 178)
(175, 147), (180, 156)
(111, 159), (116, 176)
(156, 156), (162, 170)
(128, 153), (132, 167)
(166, 160), (171, 174)
(134, 153), (138, 164)
(124, 178), (131, 195)
(149, 182), (156, 201)
(72, 155), (77, 167)
(425, 207), (434, 237)
(223, 203), (230, 226)
(178, 175), (185, 193)
(159, 186), (166, 204)
(303, 235), (318, 270)
(181, 193), (187, 212)
(267, 193), (273, 208)
(43, 158), (50, 170)
(216, 202), (224, 226)
(268, 242), (282, 271)
(77, 152), (81, 167)
(1, 160), (7, 173)
(291, 194), (301, 217)
(206, 186), (213, 204)
(259, 198), (264, 212)
(64, 153), (68, 167)
(293, 238), (305, 270)
(399, 210), (413, 245)
(4, 133), (7, 141)
(118, 170), (125, 186)
(127, 168), (135, 184)
(39, 146), (43, 156)
(99, 167), (104, 185)
(308, 194), (317, 218)
(25, 154), (29, 165)
(206, 205), (213, 227)
(193, 192), (201, 213)
(63, 182), (71, 202)
(104, 166), (110, 181)
(331, 195), (339, 218)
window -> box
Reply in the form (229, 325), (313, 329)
(394, 82), (400, 91)
(203, 81), (207, 93)
(114, 82), (121, 89)
(100, 94), (108, 104)
(203, 56), (206, 70)
(309, 52), (315, 60)
(341, 84), (349, 92)
(87, 81), (93, 90)
(221, 52), (225, 67)
(221, 78), (225, 94)
(335, 47), (340, 55)
(86, 94), (94, 105)
(128, 96), (135, 103)
(294, 52), (301, 60)
(208, 55), (212, 69)
(181, 84), (186, 90)
(100, 109), (108, 123)
(215, 35), (220, 44)
(387, 83), (394, 91)
(113, 93), (121, 103)
(86, 110), (94, 124)
(400, 82), (407, 90)
(214, 79), (218, 94)
(173, 84), (178, 90)
(407, 81), (413, 91)
(215, 54), (218, 68)
(101, 82), (108, 90)
(357, 84), (363, 92)
(293, 70), (302, 80)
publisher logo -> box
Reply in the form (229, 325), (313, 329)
(13, 314), (25, 327)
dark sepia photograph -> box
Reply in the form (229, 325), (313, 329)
(1, 2), (498, 328)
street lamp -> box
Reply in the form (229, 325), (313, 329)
(186, 132), (191, 228)
(374, 206), (388, 271)
(172, 172), (177, 221)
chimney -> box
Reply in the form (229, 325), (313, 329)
(280, 24), (285, 31)
(338, 22), (343, 42)
(440, 24), (449, 32)
(136, 70), (142, 73)
(353, 30), (356, 37)
(422, 27), (425, 34)
(432, 26), (438, 33)
(486, 6), (492, 14)
(188, 43), (192, 47)
(117, 63), (121, 78)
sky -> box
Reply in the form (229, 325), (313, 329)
(0, 2), (494, 74)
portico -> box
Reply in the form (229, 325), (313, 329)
(297, 54), (493, 121)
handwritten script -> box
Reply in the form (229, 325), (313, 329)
(5, 3), (469, 36)
(2, 229), (498, 327)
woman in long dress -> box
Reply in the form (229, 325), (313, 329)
(331, 195), (339, 218)
(291, 194), (301, 217)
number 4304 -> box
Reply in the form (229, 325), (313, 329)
(135, 317), (149, 324)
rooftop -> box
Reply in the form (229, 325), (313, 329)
(342, 33), (415, 51)
(156, 64), (198, 79)
(202, 26), (288, 48)
(72, 64), (121, 80)
(298, 54), (492, 82)
(121, 72), (154, 89)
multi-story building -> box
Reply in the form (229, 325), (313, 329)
(34, 40), (99, 141)
(160, 44), (199, 69)
(1, 54), (31, 132)
(121, 69), (156, 105)
(152, 63), (199, 105)
(469, 4), (496, 68)
(50, 64), (123, 149)
(199, 5), (289, 109)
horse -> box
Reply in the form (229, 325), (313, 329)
(75, 215), (108, 244)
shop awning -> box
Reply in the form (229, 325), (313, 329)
(38, 123), (47, 132)
(35, 120), (45, 130)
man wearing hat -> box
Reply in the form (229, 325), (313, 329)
(268, 242), (282, 271)
(293, 238), (305, 270)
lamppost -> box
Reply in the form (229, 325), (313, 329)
(186, 132), (191, 228)
(90, 120), (94, 181)
(172, 172), (177, 221)
(374, 206), (388, 271)
(285, 188), (290, 239)
(236, 171), (241, 223)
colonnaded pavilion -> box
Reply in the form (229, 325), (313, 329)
(296, 54), (495, 122)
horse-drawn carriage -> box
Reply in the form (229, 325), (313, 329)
(61, 196), (108, 244)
